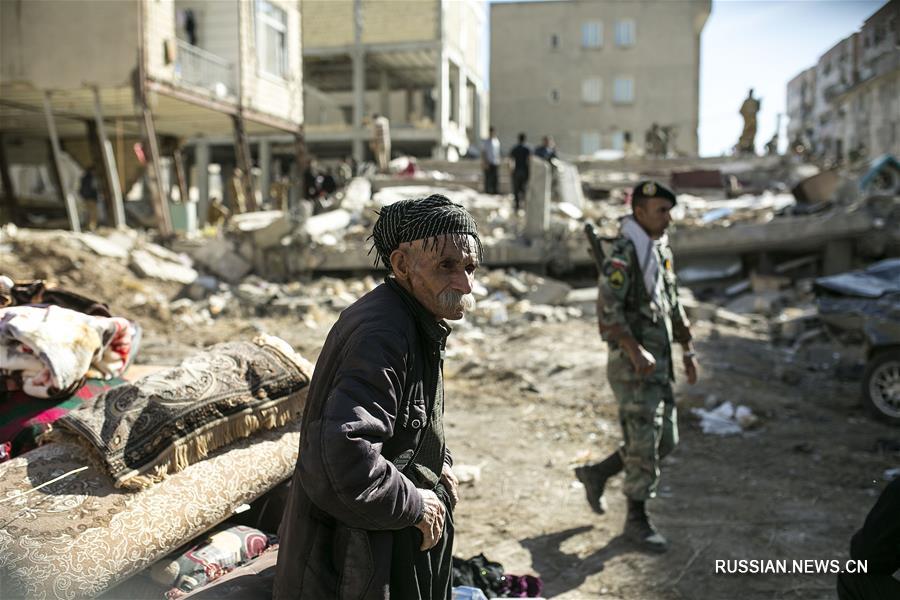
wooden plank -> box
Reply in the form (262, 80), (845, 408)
(231, 113), (256, 212)
(140, 104), (173, 236)
(42, 92), (81, 233)
(92, 87), (126, 228)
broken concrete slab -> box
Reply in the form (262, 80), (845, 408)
(78, 232), (129, 259)
(130, 249), (198, 284)
(792, 169), (840, 204)
(725, 291), (785, 315)
(341, 177), (372, 214)
(304, 209), (352, 239)
(525, 278), (572, 306)
(555, 160), (585, 209)
(188, 239), (253, 284)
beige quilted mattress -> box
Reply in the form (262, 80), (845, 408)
(0, 415), (303, 599)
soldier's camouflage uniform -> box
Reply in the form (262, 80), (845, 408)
(597, 234), (692, 501)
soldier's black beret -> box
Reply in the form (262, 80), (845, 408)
(632, 180), (677, 205)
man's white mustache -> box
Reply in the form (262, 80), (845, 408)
(437, 290), (476, 312)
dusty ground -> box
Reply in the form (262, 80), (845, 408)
(4, 233), (898, 600)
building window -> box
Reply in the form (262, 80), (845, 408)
(615, 19), (636, 47)
(613, 77), (634, 104)
(582, 21), (603, 48)
(257, 0), (288, 78)
(611, 131), (625, 150)
(550, 33), (560, 50)
(581, 77), (603, 104)
(581, 131), (601, 155)
(549, 88), (560, 104)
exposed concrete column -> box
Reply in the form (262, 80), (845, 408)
(406, 88), (415, 124)
(379, 70), (390, 119)
(195, 140), (210, 223)
(352, 0), (365, 163)
(525, 156), (551, 240)
(259, 138), (272, 206)
(433, 50), (449, 158)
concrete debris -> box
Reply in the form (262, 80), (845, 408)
(231, 210), (294, 250)
(78, 232), (130, 259)
(792, 169), (841, 205)
(187, 238), (253, 284)
(303, 209), (352, 239)
(524, 279), (572, 306)
(130, 249), (198, 284)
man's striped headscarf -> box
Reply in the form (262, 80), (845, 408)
(370, 194), (483, 269)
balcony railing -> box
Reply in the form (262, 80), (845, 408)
(174, 39), (236, 99)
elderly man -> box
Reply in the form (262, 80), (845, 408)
(576, 180), (698, 552)
(274, 194), (481, 600)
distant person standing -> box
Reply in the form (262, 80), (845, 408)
(79, 166), (101, 230)
(481, 126), (501, 194)
(509, 133), (531, 212)
(534, 136), (557, 162)
(371, 113), (392, 172)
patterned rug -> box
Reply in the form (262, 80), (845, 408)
(52, 335), (312, 489)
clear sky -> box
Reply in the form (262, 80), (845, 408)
(700, 0), (884, 156)
(487, 0), (886, 157)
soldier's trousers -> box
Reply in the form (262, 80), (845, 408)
(609, 379), (678, 501)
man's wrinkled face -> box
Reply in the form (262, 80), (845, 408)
(394, 234), (479, 320)
(634, 197), (674, 239)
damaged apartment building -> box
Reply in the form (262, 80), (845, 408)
(0, 0), (303, 233)
(490, 0), (709, 157)
(301, 0), (487, 161)
(787, 0), (900, 164)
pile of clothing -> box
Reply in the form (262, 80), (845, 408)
(452, 553), (543, 598)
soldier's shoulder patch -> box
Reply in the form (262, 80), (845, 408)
(609, 257), (628, 270)
(609, 269), (625, 289)
(664, 258), (673, 271)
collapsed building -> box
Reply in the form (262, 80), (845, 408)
(0, 0), (305, 234)
(301, 0), (487, 161)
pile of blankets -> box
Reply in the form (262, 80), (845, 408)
(0, 304), (136, 398)
(0, 276), (138, 461)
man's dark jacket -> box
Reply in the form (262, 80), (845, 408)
(273, 279), (450, 599)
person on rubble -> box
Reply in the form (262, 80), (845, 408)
(370, 113), (392, 173)
(274, 193), (480, 600)
(78, 166), (101, 230)
(575, 180), (698, 553)
(534, 136), (557, 162)
(509, 132), (531, 212)
(481, 126), (501, 194)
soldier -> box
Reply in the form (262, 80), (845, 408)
(576, 180), (698, 552)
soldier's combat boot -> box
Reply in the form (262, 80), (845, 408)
(624, 498), (668, 553)
(574, 451), (624, 514)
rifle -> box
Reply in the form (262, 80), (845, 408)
(583, 220), (607, 272)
